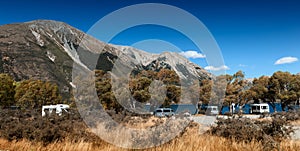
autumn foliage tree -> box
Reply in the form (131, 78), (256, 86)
(246, 76), (270, 103)
(15, 79), (62, 109)
(0, 74), (15, 107)
(94, 69), (182, 111)
(212, 71), (249, 107)
(130, 69), (181, 106)
(268, 71), (299, 109)
(94, 70), (119, 111)
(227, 71), (300, 111)
(199, 79), (212, 104)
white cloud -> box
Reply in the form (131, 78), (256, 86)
(204, 65), (230, 71)
(238, 64), (247, 67)
(274, 56), (298, 65)
(179, 50), (206, 59)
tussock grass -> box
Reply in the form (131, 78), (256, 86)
(0, 127), (300, 151)
(1, 110), (300, 151)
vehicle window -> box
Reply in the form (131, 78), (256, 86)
(156, 110), (162, 112)
(164, 109), (170, 112)
(262, 106), (267, 109)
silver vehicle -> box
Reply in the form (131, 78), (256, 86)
(207, 106), (219, 115)
(154, 108), (175, 117)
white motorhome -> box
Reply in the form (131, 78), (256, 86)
(42, 104), (70, 116)
(250, 103), (269, 114)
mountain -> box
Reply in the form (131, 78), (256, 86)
(109, 45), (210, 80)
(0, 20), (210, 97)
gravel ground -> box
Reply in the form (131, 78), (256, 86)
(291, 126), (300, 140)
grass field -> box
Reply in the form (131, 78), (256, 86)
(1, 126), (300, 151)
(1, 110), (300, 151)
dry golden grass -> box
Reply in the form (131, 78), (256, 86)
(1, 126), (300, 151)
(291, 120), (300, 126)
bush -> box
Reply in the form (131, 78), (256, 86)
(0, 109), (101, 145)
(208, 117), (293, 150)
(271, 111), (300, 121)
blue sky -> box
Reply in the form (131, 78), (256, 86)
(1, 0), (300, 78)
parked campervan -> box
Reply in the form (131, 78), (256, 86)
(250, 103), (269, 114)
(154, 108), (175, 117)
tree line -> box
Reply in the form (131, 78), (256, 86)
(95, 69), (300, 112)
(0, 74), (62, 109)
(1, 70), (300, 111)
(200, 71), (300, 110)
(94, 69), (181, 112)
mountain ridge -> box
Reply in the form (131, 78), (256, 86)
(0, 20), (210, 97)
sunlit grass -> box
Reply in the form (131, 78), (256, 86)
(0, 127), (300, 151)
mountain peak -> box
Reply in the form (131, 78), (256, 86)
(27, 19), (66, 23)
(25, 20), (77, 32)
(26, 19), (67, 25)
(0, 20), (210, 97)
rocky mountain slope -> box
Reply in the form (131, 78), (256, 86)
(0, 20), (210, 97)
